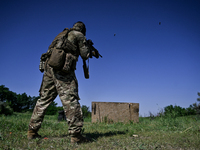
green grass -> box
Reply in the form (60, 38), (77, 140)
(0, 113), (199, 150)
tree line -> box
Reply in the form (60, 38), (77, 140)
(0, 85), (40, 115)
(0, 85), (91, 118)
(1, 84), (199, 118)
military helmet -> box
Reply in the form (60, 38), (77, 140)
(73, 21), (86, 36)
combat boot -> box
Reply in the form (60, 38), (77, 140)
(27, 130), (41, 140)
(71, 134), (91, 144)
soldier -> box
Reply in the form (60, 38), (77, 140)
(27, 21), (98, 143)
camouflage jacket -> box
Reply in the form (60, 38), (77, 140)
(44, 29), (91, 73)
(67, 30), (90, 60)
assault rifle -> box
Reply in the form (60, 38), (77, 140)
(83, 39), (102, 79)
(87, 39), (102, 58)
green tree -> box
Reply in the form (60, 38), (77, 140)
(0, 85), (16, 103)
(81, 105), (91, 118)
(0, 85), (9, 102)
(164, 104), (196, 118)
(0, 101), (13, 115)
(0, 85), (18, 112)
(57, 106), (64, 111)
(14, 93), (31, 112)
(45, 101), (58, 115)
(9, 92), (35, 112)
(0, 85), (40, 112)
(29, 96), (40, 110)
(192, 92), (200, 115)
(197, 92), (200, 102)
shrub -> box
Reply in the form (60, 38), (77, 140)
(191, 103), (200, 115)
(194, 92), (200, 115)
(82, 105), (91, 118)
(164, 105), (196, 118)
(0, 101), (13, 115)
(45, 101), (58, 115)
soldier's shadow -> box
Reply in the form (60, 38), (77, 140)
(84, 130), (127, 141)
(38, 130), (127, 143)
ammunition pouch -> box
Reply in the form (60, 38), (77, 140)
(48, 48), (66, 70)
(62, 53), (77, 73)
(39, 52), (50, 73)
(48, 37), (78, 72)
(39, 59), (45, 73)
(47, 48), (78, 73)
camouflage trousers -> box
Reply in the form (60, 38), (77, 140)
(28, 65), (83, 137)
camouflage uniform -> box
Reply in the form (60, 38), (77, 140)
(28, 22), (90, 137)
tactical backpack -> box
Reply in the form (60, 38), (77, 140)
(39, 28), (78, 73)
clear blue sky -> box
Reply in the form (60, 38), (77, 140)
(0, 0), (200, 116)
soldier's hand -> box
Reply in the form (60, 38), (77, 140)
(87, 39), (93, 45)
(92, 51), (100, 58)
